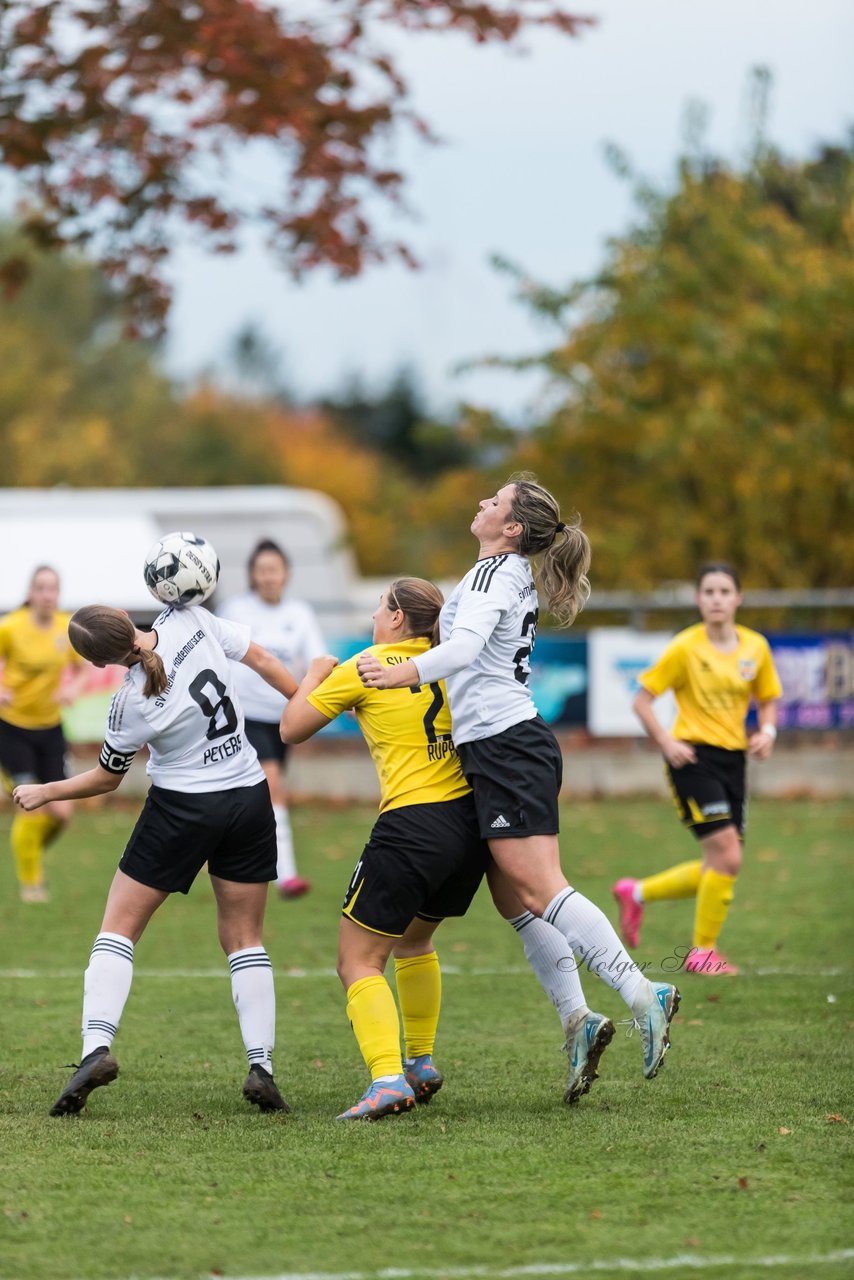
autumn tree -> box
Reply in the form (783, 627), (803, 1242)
(322, 366), (473, 476)
(484, 122), (854, 589)
(0, 0), (592, 333)
(0, 225), (282, 486)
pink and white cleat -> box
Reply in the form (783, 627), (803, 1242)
(685, 947), (739, 976)
(612, 878), (645, 949)
(279, 877), (311, 900)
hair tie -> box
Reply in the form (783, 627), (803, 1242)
(555, 521), (566, 533)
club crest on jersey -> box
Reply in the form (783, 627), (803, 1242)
(738, 659), (757, 682)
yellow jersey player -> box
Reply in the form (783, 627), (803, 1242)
(0, 566), (89, 902)
(282, 576), (612, 1120)
(614, 562), (783, 976)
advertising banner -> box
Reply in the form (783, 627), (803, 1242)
(588, 629), (677, 737)
(768, 634), (854, 730)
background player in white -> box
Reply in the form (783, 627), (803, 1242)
(358, 472), (681, 1082)
(219, 539), (326, 899)
(14, 602), (300, 1117)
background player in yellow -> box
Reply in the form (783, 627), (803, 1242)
(0, 565), (89, 902)
(281, 577), (488, 1120)
(614, 563), (783, 975)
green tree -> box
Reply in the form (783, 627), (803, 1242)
(486, 119), (854, 589)
(0, 228), (278, 487)
(321, 366), (473, 476)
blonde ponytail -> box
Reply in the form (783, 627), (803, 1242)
(507, 471), (591, 628)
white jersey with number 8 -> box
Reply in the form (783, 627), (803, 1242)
(98, 606), (264, 792)
(436, 553), (539, 744)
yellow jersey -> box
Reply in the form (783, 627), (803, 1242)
(0, 608), (82, 730)
(640, 623), (782, 751)
(307, 638), (471, 812)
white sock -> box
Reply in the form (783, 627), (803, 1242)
(633, 883), (644, 904)
(508, 913), (588, 1025)
(229, 947), (275, 1071)
(81, 932), (134, 1058)
(543, 888), (653, 1011)
(273, 804), (297, 883)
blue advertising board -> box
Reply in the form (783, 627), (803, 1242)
(767, 634), (854, 730)
(318, 632), (589, 734)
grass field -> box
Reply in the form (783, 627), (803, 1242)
(0, 796), (852, 1280)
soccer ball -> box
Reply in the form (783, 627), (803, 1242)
(143, 531), (220, 606)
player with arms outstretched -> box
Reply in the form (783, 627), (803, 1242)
(14, 602), (302, 1117)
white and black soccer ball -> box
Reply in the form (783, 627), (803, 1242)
(143, 531), (220, 607)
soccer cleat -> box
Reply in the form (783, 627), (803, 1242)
(628, 982), (681, 1080)
(612, 878), (644, 948)
(279, 877), (311, 900)
(404, 1054), (444, 1105)
(20, 883), (50, 904)
(336, 1075), (416, 1121)
(685, 947), (739, 976)
(562, 1011), (615, 1104)
(50, 1046), (119, 1116)
(242, 1063), (291, 1113)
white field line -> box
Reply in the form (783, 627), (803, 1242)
(0, 965), (848, 980)
(111, 1247), (854, 1280)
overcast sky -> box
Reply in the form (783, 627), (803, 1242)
(154, 1), (854, 415)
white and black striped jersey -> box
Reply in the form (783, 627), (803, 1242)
(218, 591), (325, 723)
(417, 553), (540, 744)
(99, 606), (264, 793)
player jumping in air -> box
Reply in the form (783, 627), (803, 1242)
(357, 474), (680, 1082)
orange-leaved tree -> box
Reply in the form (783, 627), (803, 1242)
(0, 0), (593, 334)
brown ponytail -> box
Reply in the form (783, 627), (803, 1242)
(69, 606), (168, 698)
(506, 471), (591, 627)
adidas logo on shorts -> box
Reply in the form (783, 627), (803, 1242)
(490, 814), (511, 829)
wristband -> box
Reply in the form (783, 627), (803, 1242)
(759, 724), (777, 741)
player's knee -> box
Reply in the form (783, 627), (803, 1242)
(703, 827), (742, 876)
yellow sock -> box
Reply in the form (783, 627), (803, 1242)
(394, 951), (442, 1059)
(346, 975), (403, 1080)
(11, 814), (52, 887)
(641, 860), (702, 902)
(41, 814), (63, 848)
(693, 869), (737, 949)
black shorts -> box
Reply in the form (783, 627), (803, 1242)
(666, 744), (747, 840)
(120, 779), (277, 894)
(244, 719), (289, 767)
(342, 795), (489, 937)
(0, 719), (67, 790)
(457, 716), (562, 840)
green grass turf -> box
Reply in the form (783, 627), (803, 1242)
(0, 797), (852, 1280)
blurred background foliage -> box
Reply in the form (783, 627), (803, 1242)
(2, 123), (853, 588)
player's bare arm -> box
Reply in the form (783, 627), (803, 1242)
(279, 656), (338, 744)
(13, 765), (124, 810)
(240, 641), (300, 699)
(632, 688), (697, 767)
(748, 700), (779, 760)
